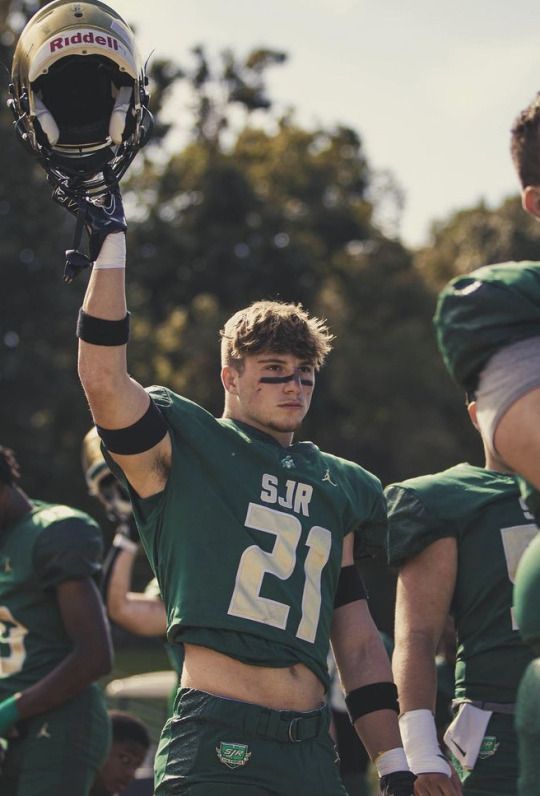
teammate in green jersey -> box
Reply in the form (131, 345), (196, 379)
(385, 397), (538, 796)
(513, 532), (540, 795)
(434, 98), (540, 517)
(0, 444), (113, 795)
(433, 94), (540, 796)
(62, 187), (416, 795)
(82, 427), (169, 641)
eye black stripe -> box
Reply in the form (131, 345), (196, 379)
(259, 374), (313, 386)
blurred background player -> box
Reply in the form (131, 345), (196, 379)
(508, 97), (540, 796)
(91, 710), (150, 796)
(386, 397), (538, 795)
(82, 427), (167, 637)
(82, 428), (181, 683)
(513, 533), (540, 795)
(0, 444), (112, 795)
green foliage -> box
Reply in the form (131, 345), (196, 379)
(417, 196), (540, 289)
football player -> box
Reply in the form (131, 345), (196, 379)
(58, 182), (416, 794)
(91, 710), (150, 796)
(82, 426), (168, 638)
(0, 445), (112, 794)
(82, 427), (182, 682)
(385, 398), (539, 795)
(434, 95), (540, 796)
(434, 97), (540, 522)
(513, 532), (540, 795)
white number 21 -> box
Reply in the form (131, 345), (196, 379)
(228, 503), (332, 643)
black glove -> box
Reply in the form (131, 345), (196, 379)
(379, 771), (416, 795)
(52, 184), (127, 282)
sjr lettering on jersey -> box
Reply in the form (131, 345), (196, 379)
(260, 474), (313, 517)
(49, 30), (120, 53)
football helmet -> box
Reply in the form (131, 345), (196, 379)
(82, 426), (132, 522)
(8, 0), (153, 199)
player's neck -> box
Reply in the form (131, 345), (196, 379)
(483, 449), (514, 475)
(0, 486), (32, 531)
(222, 409), (294, 447)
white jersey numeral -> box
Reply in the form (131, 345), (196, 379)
(0, 606), (28, 677)
(228, 503), (332, 643)
(500, 523), (538, 630)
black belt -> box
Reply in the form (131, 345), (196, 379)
(177, 688), (329, 744)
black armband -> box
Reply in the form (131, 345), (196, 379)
(334, 565), (367, 608)
(77, 308), (130, 346)
(345, 682), (399, 723)
(97, 400), (167, 455)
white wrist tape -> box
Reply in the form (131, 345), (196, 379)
(399, 709), (451, 776)
(374, 747), (410, 777)
(112, 532), (138, 554)
(94, 232), (126, 270)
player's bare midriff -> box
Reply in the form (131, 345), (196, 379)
(181, 642), (325, 711)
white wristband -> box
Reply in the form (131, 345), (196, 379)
(399, 709), (451, 776)
(374, 747), (410, 777)
(94, 232), (126, 269)
(112, 532), (138, 554)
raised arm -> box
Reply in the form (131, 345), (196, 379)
(393, 537), (462, 795)
(331, 533), (415, 795)
(65, 190), (171, 497)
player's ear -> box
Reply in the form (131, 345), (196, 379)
(221, 365), (239, 395)
(521, 186), (540, 218)
(467, 400), (480, 431)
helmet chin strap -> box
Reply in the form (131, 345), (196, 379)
(58, 195), (92, 284)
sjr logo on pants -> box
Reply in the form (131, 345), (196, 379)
(216, 741), (252, 769)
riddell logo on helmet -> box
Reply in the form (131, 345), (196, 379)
(49, 30), (119, 53)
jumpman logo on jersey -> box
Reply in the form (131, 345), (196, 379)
(37, 723), (51, 739)
(322, 469), (337, 487)
(1, 558), (13, 574)
(281, 455), (295, 470)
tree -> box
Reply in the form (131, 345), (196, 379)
(416, 196), (540, 290)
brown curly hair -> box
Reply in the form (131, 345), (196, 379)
(220, 300), (334, 371)
(511, 94), (540, 188)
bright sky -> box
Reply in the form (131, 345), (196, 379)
(111, 0), (540, 247)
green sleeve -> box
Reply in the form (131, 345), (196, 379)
(385, 484), (453, 566)
(353, 480), (388, 559)
(514, 534), (540, 655)
(33, 517), (103, 588)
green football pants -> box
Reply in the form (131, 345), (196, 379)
(0, 685), (110, 796)
(155, 687), (348, 796)
(449, 712), (518, 795)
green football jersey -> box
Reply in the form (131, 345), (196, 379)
(514, 533), (540, 656)
(386, 464), (538, 702)
(111, 387), (386, 688)
(433, 261), (540, 391)
(144, 576), (183, 675)
(0, 501), (103, 699)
